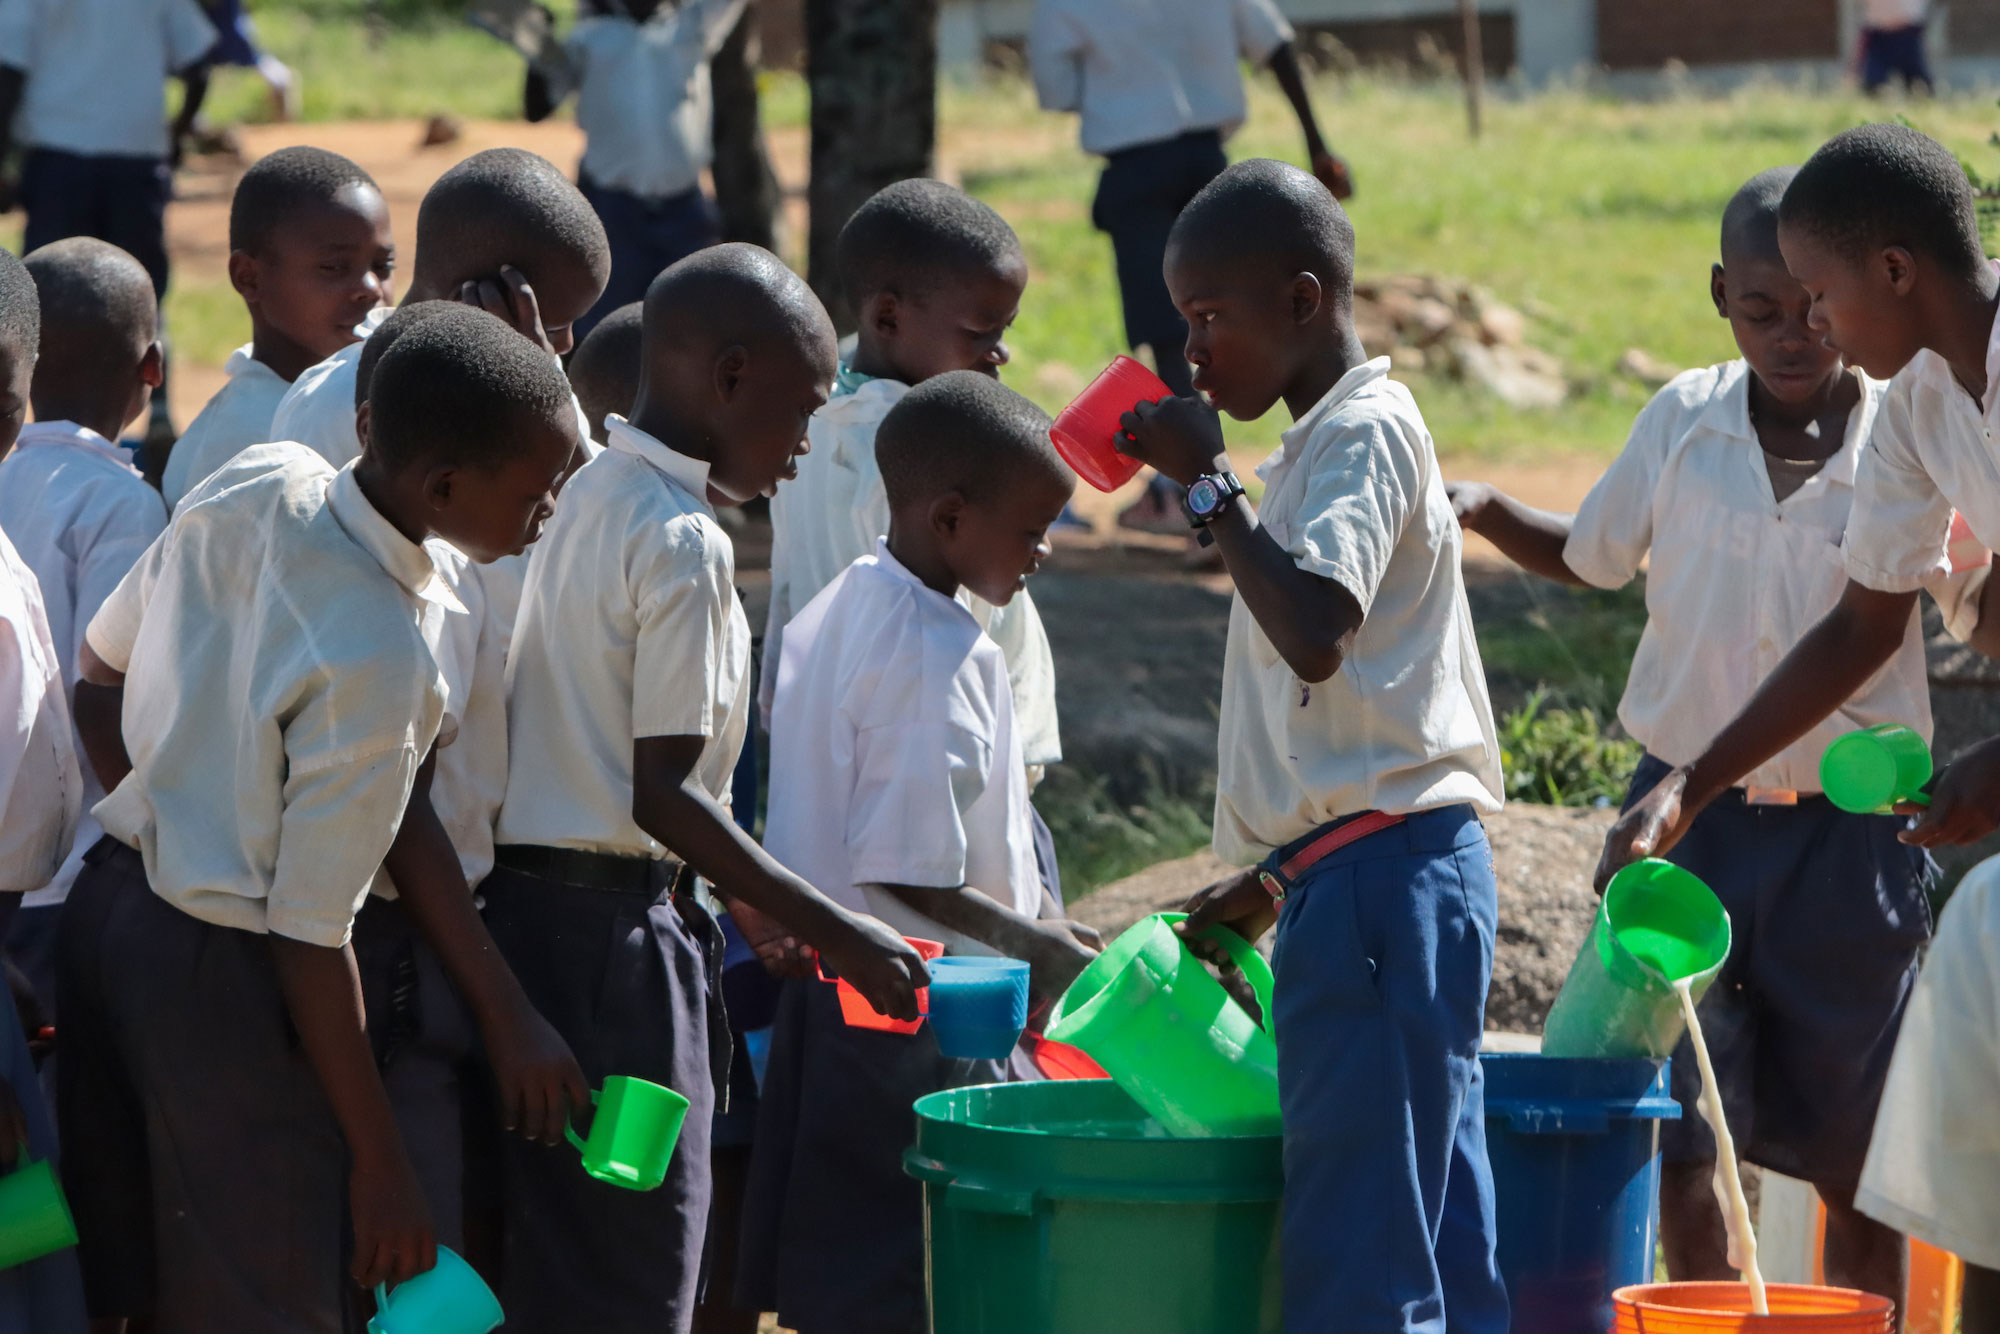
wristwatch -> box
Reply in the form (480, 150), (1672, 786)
(1183, 469), (1246, 528)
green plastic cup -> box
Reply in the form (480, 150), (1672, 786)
(1045, 913), (1279, 1137)
(1821, 723), (1933, 814)
(0, 1154), (76, 1270)
(565, 1075), (690, 1191)
(1542, 859), (1732, 1059)
(369, 1246), (502, 1334)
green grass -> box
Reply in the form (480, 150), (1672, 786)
(1034, 765), (1216, 900)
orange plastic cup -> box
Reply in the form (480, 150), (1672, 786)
(818, 937), (944, 1034)
(1048, 356), (1174, 492)
(1611, 1283), (1895, 1332)
(1025, 1033), (1108, 1081)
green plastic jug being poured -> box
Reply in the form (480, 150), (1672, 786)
(1045, 913), (1280, 1138)
(1541, 859), (1732, 1060)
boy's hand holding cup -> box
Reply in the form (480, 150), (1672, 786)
(348, 1146), (437, 1291)
(1117, 395), (1229, 489)
(1899, 734), (2000, 847)
(819, 916), (929, 1022)
(485, 999), (592, 1146)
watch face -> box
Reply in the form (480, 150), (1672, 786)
(1188, 478), (1221, 514)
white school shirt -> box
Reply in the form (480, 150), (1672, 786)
(1214, 358), (1502, 866)
(160, 344), (293, 511)
(1844, 273), (2000, 597)
(1856, 853), (2000, 1269)
(0, 0), (215, 158)
(566, 0), (748, 201)
(86, 446), (453, 947)
(765, 542), (1042, 953)
(1564, 361), (1964, 794)
(1027, 0), (1291, 155)
(497, 415), (750, 857)
(419, 546), (508, 889)
(0, 527), (81, 895)
(763, 375), (1063, 767)
(0, 421), (167, 906)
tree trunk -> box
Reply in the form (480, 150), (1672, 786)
(804, 0), (937, 325)
(710, 0), (784, 252)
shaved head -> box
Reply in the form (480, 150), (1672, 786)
(23, 238), (156, 414)
(641, 242), (835, 371)
(1169, 158), (1355, 302)
(1721, 166), (1798, 267)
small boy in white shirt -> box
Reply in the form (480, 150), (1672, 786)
(741, 371), (1094, 1334)
(524, 0), (747, 340)
(1454, 167), (1964, 1311)
(489, 244), (926, 1332)
(0, 239), (166, 1017)
(567, 299), (643, 445)
(1121, 160), (1508, 1333)
(0, 245), (90, 1334)
(765, 181), (1064, 859)
(59, 311), (581, 1329)
(161, 146), (394, 510)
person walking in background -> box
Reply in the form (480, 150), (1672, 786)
(1859, 0), (1932, 95)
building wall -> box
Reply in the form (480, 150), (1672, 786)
(1594, 0), (1838, 68)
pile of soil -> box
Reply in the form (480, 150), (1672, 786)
(1353, 275), (1567, 409)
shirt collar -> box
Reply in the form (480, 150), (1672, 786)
(871, 537), (981, 623)
(1700, 358), (1875, 488)
(833, 362), (876, 398)
(1915, 258), (2000, 415)
(14, 420), (139, 473)
(222, 343), (291, 388)
(324, 463), (465, 613)
(1258, 357), (1392, 484)
(603, 414), (715, 510)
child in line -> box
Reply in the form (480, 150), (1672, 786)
(0, 239), (167, 1017)
(161, 145), (394, 510)
(1120, 160), (1508, 1333)
(488, 243), (926, 1333)
(58, 313), (582, 1329)
(0, 247), (89, 1334)
(524, 0), (748, 339)
(568, 300), (643, 445)
(741, 371), (1096, 1334)
(1597, 124), (2000, 1321)
(764, 180), (1065, 887)
(1453, 166), (1971, 1309)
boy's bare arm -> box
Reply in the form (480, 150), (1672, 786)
(1447, 481), (1586, 586)
(382, 752), (589, 1144)
(268, 934), (435, 1291)
(631, 734), (927, 1019)
(74, 641), (130, 792)
(1600, 580), (1919, 883)
(1266, 43), (1351, 199)
(872, 883), (1097, 1003)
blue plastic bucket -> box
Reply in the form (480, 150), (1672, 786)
(1482, 1054), (1680, 1334)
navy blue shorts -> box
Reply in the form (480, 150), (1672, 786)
(1623, 754), (1933, 1185)
(576, 176), (720, 341)
(1862, 23), (1931, 91)
(1092, 129), (1226, 398)
(20, 150), (171, 299)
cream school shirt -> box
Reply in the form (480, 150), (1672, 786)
(0, 527), (81, 894)
(565, 0), (748, 200)
(160, 344), (292, 510)
(1215, 359), (1502, 866)
(417, 546), (508, 890)
(496, 415), (750, 858)
(1565, 361), (1968, 794)
(764, 375), (1063, 768)
(765, 542), (1042, 953)
(0, 0), (216, 158)
(1027, 0), (1292, 155)
(1856, 853), (2000, 1269)
(87, 446), (453, 947)
(0, 422), (166, 906)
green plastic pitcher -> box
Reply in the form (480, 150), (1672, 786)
(565, 1075), (690, 1191)
(1045, 913), (1279, 1137)
(1542, 860), (1732, 1059)
(0, 1154), (75, 1270)
(1822, 723), (1933, 814)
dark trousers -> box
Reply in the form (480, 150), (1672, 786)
(20, 150), (171, 298)
(577, 175), (720, 342)
(1269, 805), (1509, 1334)
(480, 861), (723, 1334)
(1862, 23), (1932, 93)
(1092, 129), (1227, 398)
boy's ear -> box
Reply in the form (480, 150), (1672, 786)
(421, 463), (457, 513)
(1710, 264), (1728, 318)
(864, 290), (901, 341)
(139, 342), (165, 389)
(928, 489), (969, 541)
(354, 400), (374, 459)
(1290, 272), (1325, 326)
(1879, 245), (1918, 297)
(226, 251), (260, 306)
(713, 344), (750, 404)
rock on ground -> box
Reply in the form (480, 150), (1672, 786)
(1071, 803), (1612, 1035)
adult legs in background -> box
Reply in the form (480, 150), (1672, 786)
(576, 177), (722, 342)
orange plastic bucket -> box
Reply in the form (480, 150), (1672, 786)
(1612, 1283), (1894, 1332)
(818, 937), (944, 1034)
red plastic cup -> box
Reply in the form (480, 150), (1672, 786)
(1026, 1033), (1108, 1081)
(817, 936), (944, 1034)
(1049, 355), (1174, 492)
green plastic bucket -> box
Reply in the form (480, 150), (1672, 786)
(905, 1079), (1283, 1334)
(1542, 860), (1732, 1059)
(1044, 913), (1279, 1137)
(1821, 724), (1932, 814)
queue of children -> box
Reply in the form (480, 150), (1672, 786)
(0, 94), (1998, 1334)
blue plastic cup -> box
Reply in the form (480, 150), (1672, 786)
(927, 957), (1030, 1059)
(369, 1246), (503, 1334)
